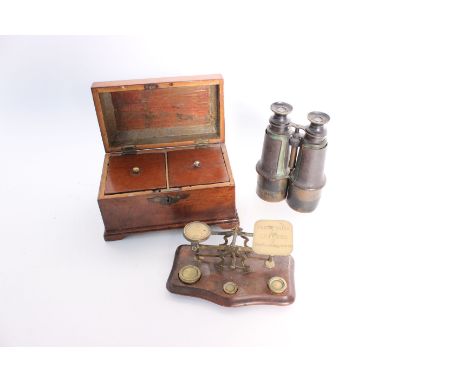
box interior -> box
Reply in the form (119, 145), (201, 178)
(104, 146), (229, 195)
(99, 84), (220, 149)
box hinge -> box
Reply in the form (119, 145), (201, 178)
(195, 139), (209, 148)
(144, 83), (158, 90)
(121, 145), (137, 155)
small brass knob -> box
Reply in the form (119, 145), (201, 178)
(132, 166), (140, 174)
(265, 258), (275, 269)
(192, 160), (201, 168)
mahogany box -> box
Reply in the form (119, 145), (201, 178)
(91, 74), (239, 241)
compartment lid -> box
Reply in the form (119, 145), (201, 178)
(91, 74), (224, 152)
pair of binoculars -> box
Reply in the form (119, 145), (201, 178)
(256, 102), (330, 213)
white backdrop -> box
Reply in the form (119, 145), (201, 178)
(1, 1), (468, 378)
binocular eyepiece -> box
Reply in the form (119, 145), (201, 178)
(256, 102), (330, 213)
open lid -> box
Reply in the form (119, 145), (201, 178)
(91, 74), (224, 152)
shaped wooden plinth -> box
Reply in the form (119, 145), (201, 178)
(166, 245), (295, 307)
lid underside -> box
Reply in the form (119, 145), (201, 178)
(96, 82), (221, 150)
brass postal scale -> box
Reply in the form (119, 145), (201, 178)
(166, 220), (295, 306)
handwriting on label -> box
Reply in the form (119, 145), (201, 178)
(252, 220), (293, 256)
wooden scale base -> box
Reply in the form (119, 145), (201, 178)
(167, 245), (295, 307)
(166, 220), (296, 307)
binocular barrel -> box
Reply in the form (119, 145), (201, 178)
(256, 103), (330, 213)
(256, 102), (293, 202)
(287, 112), (329, 212)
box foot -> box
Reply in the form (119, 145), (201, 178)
(103, 231), (127, 241)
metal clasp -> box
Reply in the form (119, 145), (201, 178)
(121, 145), (137, 155)
(148, 193), (189, 205)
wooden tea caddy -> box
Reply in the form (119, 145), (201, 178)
(92, 74), (239, 241)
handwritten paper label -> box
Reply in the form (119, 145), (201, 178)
(252, 220), (293, 256)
